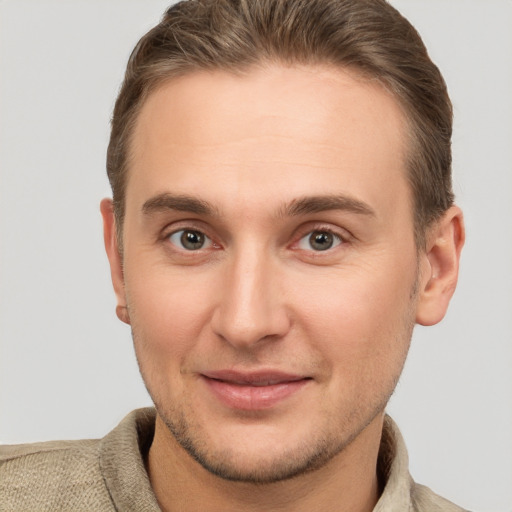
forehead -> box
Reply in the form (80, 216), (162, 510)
(127, 64), (410, 219)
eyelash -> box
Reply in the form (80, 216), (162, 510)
(295, 228), (344, 252)
(161, 220), (219, 253)
(162, 224), (350, 255)
(167, 229), (215, 251)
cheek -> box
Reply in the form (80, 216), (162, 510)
(125, 264), (215, 362)
(293, 263), (416, 365)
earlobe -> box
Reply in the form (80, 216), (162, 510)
(416, 206), (465, 326)
(100, 198), (131, 325)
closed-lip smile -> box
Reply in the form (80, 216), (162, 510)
(200, 370), (312, 410)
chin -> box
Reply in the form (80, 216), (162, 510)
(165, 418), (344, 483)
(154, 398), (384, 484)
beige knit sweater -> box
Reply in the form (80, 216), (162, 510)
(0, 409), (467, 511)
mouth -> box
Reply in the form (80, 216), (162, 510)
(200, 370), (312, 410)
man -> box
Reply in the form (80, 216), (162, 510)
(1, 0), (467, 510)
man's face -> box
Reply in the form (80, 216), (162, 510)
(116, 64), (424, 481)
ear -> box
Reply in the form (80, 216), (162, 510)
(100, 198), (131, 325)
(416, 206), (465, 326)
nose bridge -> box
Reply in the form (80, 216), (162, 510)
(212, 241), (289, 347)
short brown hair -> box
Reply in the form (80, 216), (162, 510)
(107, 0), (454, 247)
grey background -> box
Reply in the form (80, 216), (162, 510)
(1, 1), (511, 510)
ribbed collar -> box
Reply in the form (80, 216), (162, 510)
(100, 408), (161, 511)
(374, 415), (414, 511)
(99, 409), (414, 511)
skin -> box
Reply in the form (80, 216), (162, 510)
(101, 64), (464, 512)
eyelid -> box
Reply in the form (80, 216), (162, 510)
(161, 221), (221, 251)
(292, 223), (352, 246)
(159, 220), (351, 254)
(168, 229), (213, 250)
(297, 230), (343, 251)
(161, 219), (209, 238)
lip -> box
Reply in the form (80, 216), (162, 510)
(200, 370), (311, 410)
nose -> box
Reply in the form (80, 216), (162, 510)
(211, 247), (291, 349)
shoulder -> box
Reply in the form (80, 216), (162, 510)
(0, 437), (98, 463)
(377, 416), (470, 512)
(0, 438), (115, 511)
(411, 482), (469, 512)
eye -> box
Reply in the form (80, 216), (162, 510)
(297, 230), (342, 251)
(168, 229), (213, 251)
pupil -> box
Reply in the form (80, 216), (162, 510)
(310, 231), (333, 251)
(181, 230), (204, 250)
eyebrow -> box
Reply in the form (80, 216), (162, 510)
(141, 192), (375, 218)
(142, 193), (218, 216)
(282, 195), (376, 218)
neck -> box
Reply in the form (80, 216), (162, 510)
(147, 414), (384, 512)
